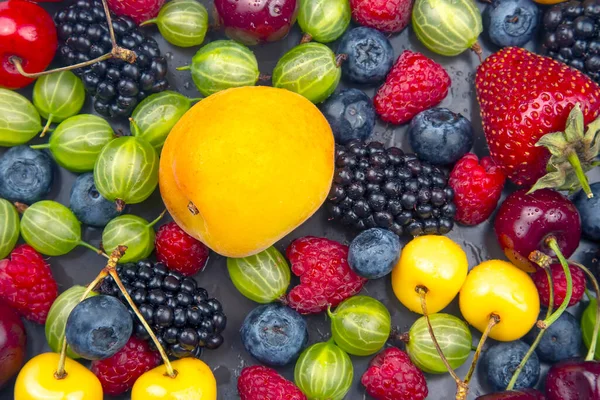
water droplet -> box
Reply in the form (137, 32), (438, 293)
(184, 82), (191, 90)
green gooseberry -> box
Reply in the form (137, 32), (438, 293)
(178, 40), (260, 97)
(329, 295), (391, 356)
(294, 340), (353, 400)
(45, 285), (98, 359)
(406, 313), (472, 374)
(94, 136), (159, 211)
(0, 88), (42, 146)
(141, 0), (209, 48)
(273, 42), (342, 104)
(0, 199), (19, 259)
(30, 115), (115, 173)
(102, 211), (165, 263)
(298, 0), (351, 43)
(582, 297), (600, 359)
(20, 200), (100, 256)
(227, 246), (290, 303)
(412, 0), (483, 57)
(130, 91), (196, 150)
(33, 71), (86, 136)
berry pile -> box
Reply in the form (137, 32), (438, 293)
(542, 0), (600, 83)
(99, 260), (226, 358)
(54, 0), (169, 118)
(327, 140), (456, 237)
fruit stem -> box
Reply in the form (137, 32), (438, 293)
(326, 305), (336, 319)
(30, 144), (50, 150)
(10, 0), (135, 79)
(300, 33), (312, 44)
(335, 54), (348, 68)
(54, 256), (114, 380)
(567, 151), (593, 198)
(176, 66), (191, 71)
(416, 286), (464, 385)
(40, 115), (53, 138)
(506, 267), (554, 390)
(129, 118), (141, 136)
(108, 256), (177, 379)
(471, 42), (483, 64)
(258, 74), (272, 81)
(542, 237), (573, 328)
(78, 241), (109, 259)
(462, 314), (499, 387)
(147, 209), (167, 227)
(139, 18), (158, 26)
(571, 261), (600, 360)
(115, 199), (126, 212)
(13, 202), (28, 214)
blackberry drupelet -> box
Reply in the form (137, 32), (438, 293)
(542, 0), (600, 83)
(327, 140), (456, 237)
(99, 260), (226, 358)
(54, 0), (169, 118)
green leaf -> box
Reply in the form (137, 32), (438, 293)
(535, 131), (569, 156)
(528, 168), (566, 194)
(564, 103), (584, 142)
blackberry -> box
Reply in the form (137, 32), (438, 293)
(99, 260), (226, 358)
(542, 0), (600, 83)
(54, 0), (168, 118)
(328, 140), (456, 237)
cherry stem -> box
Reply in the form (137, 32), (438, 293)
(147, 209), (167, 227)
(462, 314), (499, 386)
(567, 151), (593, 198)
(543, 237), (573, 328)
(571, 261), (600, 361)
(10, 0), (135, 79)
(40, 115), (53, 138)
(471, 42), (483, 64)
(506, 267), (554, 390)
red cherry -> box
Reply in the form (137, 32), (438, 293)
(0, 0), (57, 89)
(494, 189), (581, 273)
(0, 300), (26, 389)
(545, 359), (600, 400)
(214, 0), (298, 45)
(476, 389), (546, 400)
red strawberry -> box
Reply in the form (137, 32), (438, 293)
(449, 153), (506, 225)
(374, 51), (450, 125)
(0, 245), (57, 324)
(155, 222), (210, 276)
(107, 0), (165, 24)
(361, 347), (428, 400)
(286, 236), (366, 314)
(238, 365), (306, 400)
(91, 336), (161, 395)
(476, 47), (600, 195)
(350, 0), (413, 33)
(531, 263), (586, 308)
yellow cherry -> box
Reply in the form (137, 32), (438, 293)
(391, 235), (468, 314)
(459, 260), (540, 342)
(14, 352), (102, 400)
(132, 357), (217, 400)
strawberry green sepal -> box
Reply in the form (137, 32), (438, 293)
(529, 103), (600, 198)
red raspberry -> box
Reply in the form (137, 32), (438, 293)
(361, 347), (428, 400)
(155, 222), (210, 276)
(107, 0), (165, 24)
(350, 0), (413, 33)
(91, 336), (161, 396)
(286, 236), (366, 314)
(449, 153), (506, 225)
(532, 263), (586, 308)
(238, 365), (306, 400)
(374, 51), (451, 125)
(0, 245), (57, 324)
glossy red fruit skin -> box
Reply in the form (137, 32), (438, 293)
(545, 360), (600, 400)
(476, 389), (546, 400)
(0, 300), (26, 389)
(107, 0), (165, 25)
(214, 0), (299, 45)
(494, 189), (581, 273)
(0, 0), (58, 89)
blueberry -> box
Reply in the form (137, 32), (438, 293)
(337, 27), (394, 84)
(69, 173), (122, 227)
(348, 228), (401, 279)
(321, 89), (375, 144)
(574, 182), (600, 241)
(484, 0), (540, 47)
(524, 311), (582, 363)
(408, 108), (474, 165)
(65, 295), (133, 360)
(240, 304), (308, 367)
(0, 146), (54, 204)
(482, 341), (540, 392)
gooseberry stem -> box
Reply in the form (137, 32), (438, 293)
(10, 0), (135, 79)
(140, 18), (157, 26)
(567, 151), (593, 198)
(571, 262), (600, 360)
(40, 115), (53, 138)
(300, 33), (312, 44)
(129, 118), (142, 136)
(78, 240), (109, 259)
(506, 267), (554, 390)
(176, 66), (191, 71)
(471, 42), (483, 64)
(147, 209), (167, 227)
(30, 144), (50, 150)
